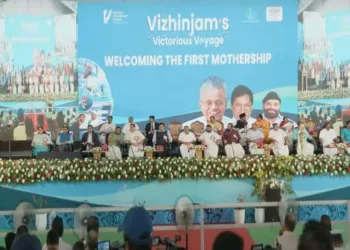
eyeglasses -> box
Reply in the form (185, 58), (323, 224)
(201, 100), (226, 107)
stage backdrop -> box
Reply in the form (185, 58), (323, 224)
(78, 0), (298, 126)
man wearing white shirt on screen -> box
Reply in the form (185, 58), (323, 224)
(178, 126), (196, 158)
(183, 76), (231, 128)
(199, 125), (221, 158)
(122, 116), (139, 135)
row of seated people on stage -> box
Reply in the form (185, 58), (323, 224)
(30, 113), (350, 158)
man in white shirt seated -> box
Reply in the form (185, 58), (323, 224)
(42, 216), (71, 250)
(125, 124), (145, 158)
(275, 214), (298, 250)
(319, 122), (339, 156)
(178, 126), (196, 158)
(99, 116), (116, 135)
(152, 122), (172, 158)
(199, 125), (221, 158)
(246, 123), (265, 154)
(122, 116), (139, 135)
(269, 123), (289, 156)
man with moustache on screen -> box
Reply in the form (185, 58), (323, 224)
(183, 76), (231, 128)
(230, 85), (256, 128)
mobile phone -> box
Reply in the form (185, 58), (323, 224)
(98, 241), (110, 250)
(251, 244), (264, 250)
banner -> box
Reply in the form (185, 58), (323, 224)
(78, 0), (298, 128)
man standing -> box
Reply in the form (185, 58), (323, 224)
(153, 123), (172, 158)
(235, 113), (248, 129)
(81, 125), (100, 151)
(319, 122), (338, 156)
(99, 116), (116, 134)
(183, 76), (231, 127)
(269, 123), (289, 156)
(222, 123), (245, 158)
(199, 125), (221, 158)
(178, 126), (196, 158)
(107, 126), (124, 160)
(122, 116), (139, 135)
(145, 115), (159, 146)
(230, 85), (256, 128)
(207, 115), (223, 133)
(125, 124), (145, 158)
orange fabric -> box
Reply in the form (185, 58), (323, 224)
(256, 119), (270, 142)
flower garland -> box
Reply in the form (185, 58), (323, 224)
(0, 155), (350, 184)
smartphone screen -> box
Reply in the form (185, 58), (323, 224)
(98, 241), (110, 250)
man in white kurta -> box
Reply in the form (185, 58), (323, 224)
(199, 125), (221, 158)
(125, 124), (145, 158)
(122, 116), (139, 134)
(99, 116), (116, 134)
(319, 122), (338, 156)
(178, 126), (196, 158)
(269, 123), (289, 156)
(246, 123), (265, 153)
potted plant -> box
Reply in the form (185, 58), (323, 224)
(234, 195), (246, 224)
(32, 195), (48, 231)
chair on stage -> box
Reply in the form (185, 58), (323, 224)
(168, 121), (182, 156)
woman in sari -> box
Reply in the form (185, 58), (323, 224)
(292, 123), (315, 156)
(255, 114), (270, 142)
(32, 126), (53, 157)
(280, 117), (294, 151)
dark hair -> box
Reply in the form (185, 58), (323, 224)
(108, 116), (113, 120)
(159, 122), (165, 126)
(17, 109), (24, 123)
(116, 126), (121, 129)
(46, 230), (59, 245)
(51, 216), (64, 237)
(263, 91), (281, 104)
(284, 215), (296, 232)
(16, 225), (28, 235)
(73, 241), (85, 250)
(149, 115), (155, 119)
(320, 214), (332, 231)
(5, 232), (15, 250)
(212, 231), (243, 250)
(257, 114), (263, 119)
(130, 123), (136, 128)
(88, 124), (93, 129)
(230, 85), (253, 105)
(87, 216), (99, 233)
(206, 125), (212, 128)
(298, 221), (333, 250)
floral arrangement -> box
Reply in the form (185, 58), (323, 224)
(143, 146), (155, 152)
(337, 143), (347, 149)
(32, 195), (47, 208)
(0, 155), (349, 185)
(0, 92), (78, 102)
(90, 147), (103, 152)
(194, 145), (207, 150)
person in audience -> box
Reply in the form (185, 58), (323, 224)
(178, 125), (196, 158)
(255, 114), (270, 142)
(107, 126), (124, 160)
(11, 234), (41, 250)
(16, 225), (28, 235)
(122, 116), (139, 135)
(125, 124), (145, 157)
(293, 123), (315, 156)
(222, 123), (245, 158)
(275, 214), (298, 250)
(31, 126), (53, 157)
(212, 231), (243, 250)
(56, 125), (74, 152)
(298, 221), (333, 250)
(199, 125), (221, 158)
(13, 108), (27, 141)
(42, 216), (71, 250)
(86, 216), (99, 244)
(319, 122), (338, 156)
(320, 214), (332, 231)
(5, 232), (15, 250)
(246, 123), (265, 153)
(99, 115), (116, 134)
(72, 241), (85, 250)
(153, 122), (172, 158)
(269, 123), (289, 156)
(231, 85), (256, 128)
(183, 76), (231, 128)
(122, 206), (153, 250)
(207, 115), (223, 133)
(45, 230), (59, 250)
(81, 125), (100, 151)
(341, 121), (350, 143)
(145, 115), (159, 146)
(86, 231), (98, 250)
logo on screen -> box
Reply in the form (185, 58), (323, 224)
(266, 7), (283, 22)
(103, 10), (112, 24)
(242, 8), (258, 23)
(103, 9), (128, 24)
(146, 14), (229, 37)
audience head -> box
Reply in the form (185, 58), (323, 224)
(284, 213), (296, 232)
(212, 231), (243, 250)
(72, 241), (85, 250)
(5, 232), (15, 250)
(11, 234), (41, 250)
(51, 216), (64, 237)
(123, 206), (153, 250)
(16, 225), (29, 235)
(46, 229), (59, 250)
(87, 216), (99, 234)
(87, 124), (93, 133)
(149, 116), (155, 122)
(206, 124), (212, 133)
(298, 220), (333, 250)
(320, 214), (332, 231)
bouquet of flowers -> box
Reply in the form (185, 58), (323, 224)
(143, 146), (155, 152)
(90, 147), (103, 152)
(337, 143), (347, 149)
